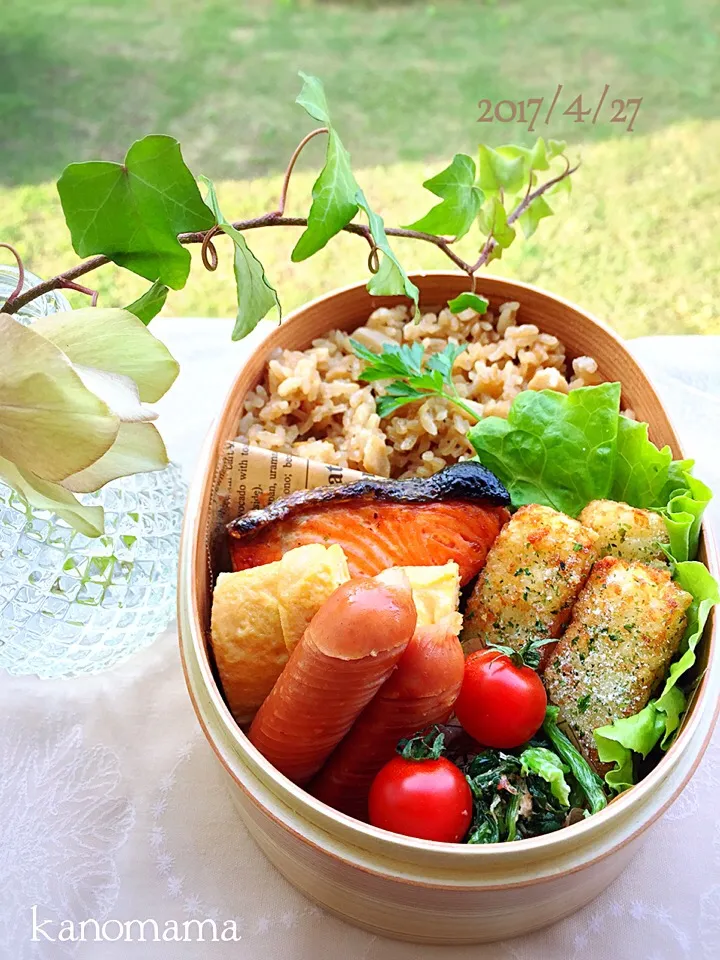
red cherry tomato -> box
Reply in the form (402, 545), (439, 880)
(454, 648), (547, 748)
(368, 755), (472, 843)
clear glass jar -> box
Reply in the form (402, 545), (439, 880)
(0, 264), (72, 319)
(0, 265), (184, 677)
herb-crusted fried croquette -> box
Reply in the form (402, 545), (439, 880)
(461, 504), (599, 667)
(579, 499), (670, 566)
(544, 557), (692, 773)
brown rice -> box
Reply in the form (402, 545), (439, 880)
(237, 301), (605, 479)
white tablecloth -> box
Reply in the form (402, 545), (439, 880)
(2, 323), (719, 960)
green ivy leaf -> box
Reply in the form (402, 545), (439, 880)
(519, 195), (553, 238)
(57, 135), (216, 289)
(479, 197), (516, 250)
(500, 138), (550, 173)
(0, 314), (118, 482)
(477, 145), (526, 196)
(0, 455), (105, 537)
(356, 190), (419, 306)
(548, 139), (568, 159)
(33, 307), (179, 403)
(447, 292), (489, 315)
(404, 154), (483, 239)
(528, 137), (550, 171)
(295, 70), (330, 124)
(125, 281), (169, 325)
(200, 177), (281, 341)
(292, 130), (359, 261)
(292, 73), (360, 261)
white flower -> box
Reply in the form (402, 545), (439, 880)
(167, 875), (184, 899)
(183, 895), (203, 917)
(155, 852), (175, 877)
(0, 720), (134, 959)
(149, 826), (165, 848)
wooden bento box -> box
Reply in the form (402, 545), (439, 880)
(177, 273), (719, 944)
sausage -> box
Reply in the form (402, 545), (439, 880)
(309, 616), (464, 819)
(248, 576), (416, 784)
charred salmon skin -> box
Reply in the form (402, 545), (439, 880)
(227, 462), (510, 586)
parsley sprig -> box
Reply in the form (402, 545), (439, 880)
(350, 339), (483, 421)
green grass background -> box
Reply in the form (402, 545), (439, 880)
(1, 0), (718, 336)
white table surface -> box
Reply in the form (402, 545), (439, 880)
(2, 322), (719, 960)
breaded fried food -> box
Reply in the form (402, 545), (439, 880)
(462, 503), (598, 667)
(544, 557), (692, 772)
(580, 499), (670, 566)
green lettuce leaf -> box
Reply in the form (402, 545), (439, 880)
(610, 419), (710, 562)
(520, 746), (571, 806)
(611, 416), (673, 506)
(656, 562), (719, 740)
(469, 384), (711, 557)
(593, 702), (666, 792)
(663, 473), (712, 563)
(594, 561), (719, 789)
(468, 383), (622, 517)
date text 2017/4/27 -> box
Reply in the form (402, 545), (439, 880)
(477, 85), (642, 132)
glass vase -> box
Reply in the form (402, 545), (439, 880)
(0, 265), (184, 677)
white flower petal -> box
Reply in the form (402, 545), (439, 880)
(72, 364), (158, 423)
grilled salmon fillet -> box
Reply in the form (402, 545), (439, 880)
(227, 462), (510, 586)
(544, 557), (692, 772)
(579, 499), (670, 566)
(462, 503), (598, 665)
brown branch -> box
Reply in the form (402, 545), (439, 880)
(1, 158), (577, 316)
(60, 279), (99, 306)
(470, 160), (578, 273)
(273, 126), (328, 216)
(0, 243), (26, 305)
(0, 253), (109, 315)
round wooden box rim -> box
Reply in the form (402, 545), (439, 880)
(178, 272), (720, 865)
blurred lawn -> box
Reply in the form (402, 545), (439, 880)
(1, 0), (719, 336)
